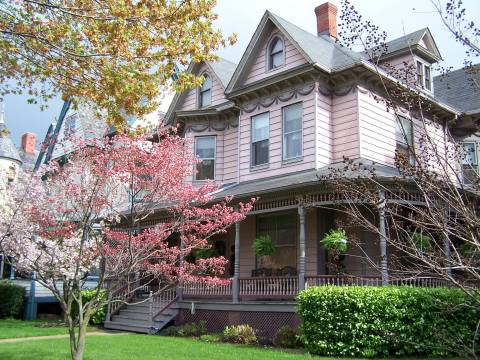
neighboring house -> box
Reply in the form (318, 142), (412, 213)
(0, 105), (39, 283)
(106, 3), (480, 335)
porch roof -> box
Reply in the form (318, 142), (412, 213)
(214, 159), (400, 200)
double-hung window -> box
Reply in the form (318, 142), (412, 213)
(195, 136), (215, 180)
(395, 116), (415, 165)
(416, 61), (432, 91)
(282, 103), (303, 160)
(268, 36), (284, 70)
(251, 112), (269, 167)
(199, 74), (212, 108)
(462, 142), (478, 184)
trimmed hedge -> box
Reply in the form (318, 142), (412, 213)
(0, 281), (25, 319)
(297, 286), (479, 358)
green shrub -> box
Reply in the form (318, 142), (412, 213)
(177, 321), (207, 337)
(71, 289), (107, 325)
(297, 286), (480, 357)
(272, 325), (302, 348)
(0, 281), (25, 319)
(199, 333), (222, 343)
(222, 324), (257, 345)
(320, 229), (348, 253)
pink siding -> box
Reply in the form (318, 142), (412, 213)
(243, 30), (307, 86)
(238, 90), (316, 182)
(331, 89), (360, 162)
(315, 89), (333, 167)
(177, 63), (227, 111)
(358, 87), (396, 165)
(184, 116), (238, 184)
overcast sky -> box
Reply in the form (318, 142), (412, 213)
(3, 0), (479, 147)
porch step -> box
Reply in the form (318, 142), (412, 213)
(104, 320), (152, 334)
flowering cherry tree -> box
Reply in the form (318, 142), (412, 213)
(0, 130), (253, 360)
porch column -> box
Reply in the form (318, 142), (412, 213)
(378, 190), (389, 285)
(443, 207), (452, 276)
(232, 221), (240, 303)
(298, 206), (306, 291)
(0, 254), (4, 279)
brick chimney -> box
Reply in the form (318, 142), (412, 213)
(315, 2), (338, 38)
(21, 132), (37, 155)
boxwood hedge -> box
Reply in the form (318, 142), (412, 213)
(297, 286), (479, 358)
(0, 281), (25, 319)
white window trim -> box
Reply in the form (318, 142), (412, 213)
(395, 116), (415, 165)
(415, 59), (432, 92)
(265, 34), (286, 73)
(251, 112), (270, 168)
(198, 73), (212, 108)
(194, 135), (216, 181)
(282, 102), (304, 161)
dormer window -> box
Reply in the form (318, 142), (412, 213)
(268, 36), (284, 70)
(416, 60), (432, 91)
(199, 74), (212, 108)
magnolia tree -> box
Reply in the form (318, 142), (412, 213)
(0, 131), (253, 360)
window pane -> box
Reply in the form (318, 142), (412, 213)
(195, 137), (215, 159)
(271, 53), (283, 68)
(283, 104), (302, 133)
(201, 75), (212, 91)
(200, 89), (211, 107)
(424, 66), (431, 90)
(271, 38), (283, 54)
(416, 61), (423, 86)
(284, 132), (302, 159)
(463, 143), (477, 165)
(196, 159), (214, 180)
(252, 139), (269, 166)
(395, 117), (413, 146)
(252, 113), (269, 142)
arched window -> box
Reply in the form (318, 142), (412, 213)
(199, 74), (212, 108)
(268, 36), (284, 70)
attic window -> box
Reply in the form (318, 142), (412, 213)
(416, 61), (432, 91)
(199, 74), (212, 108)
(268, 36), (284, 70)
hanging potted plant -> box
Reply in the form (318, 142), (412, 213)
(320, 229), (348, 275)
(251, 235), (276, 272)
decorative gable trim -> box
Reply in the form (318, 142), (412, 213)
(225, 11), (313, 95)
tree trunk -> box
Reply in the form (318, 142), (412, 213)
(69, 320), (88, 360)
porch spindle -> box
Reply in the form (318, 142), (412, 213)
(233, 221), (240, 303)
(378, 190), (389, 285)
(298, 206), (306, 291)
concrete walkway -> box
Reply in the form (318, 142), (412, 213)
(0, 331), (127, 344)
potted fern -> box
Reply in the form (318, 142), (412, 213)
(251, 235), (276, 271)
(320, 229), (348, 275)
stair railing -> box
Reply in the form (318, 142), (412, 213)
(105, 283), (138, 322)
(149, 284), (178, 330)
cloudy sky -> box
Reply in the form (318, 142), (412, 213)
(3, 0), (479, 147)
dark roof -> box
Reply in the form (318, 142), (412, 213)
(270, 12), (367, 71)
(209, 58), (238, 88)
(0, 119), (22, 163)
(213, 159), (400, 199)
(433, 65), (480, 113)
(384, 28), (427, 55)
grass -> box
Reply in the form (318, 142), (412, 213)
(0, 319), (97, 339)
(0, 335), (320, 360)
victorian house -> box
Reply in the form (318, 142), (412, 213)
(104, 3), (479, 335)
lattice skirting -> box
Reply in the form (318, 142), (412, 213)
(175, 309), (300, 339)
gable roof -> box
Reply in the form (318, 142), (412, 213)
(226, 11), (367, 93)
(379, 28), (442, 62)
(165, 58), (237, 123)
(433, 65), (480, 114)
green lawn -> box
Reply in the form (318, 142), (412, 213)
(0, 319), (97, 339)
(0, 335), (319, 360)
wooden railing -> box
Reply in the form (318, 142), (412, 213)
(106, 284), (137, 321)
(239, 276), (298, 298)
(151, 285), (177, 323)
(306, 275), (383, 287)
(183, 280), (232, 298)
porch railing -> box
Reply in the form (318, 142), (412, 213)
(306, 275), (383, 287)
(183, 280), (232, 298)
(239, 276), (298, 298)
